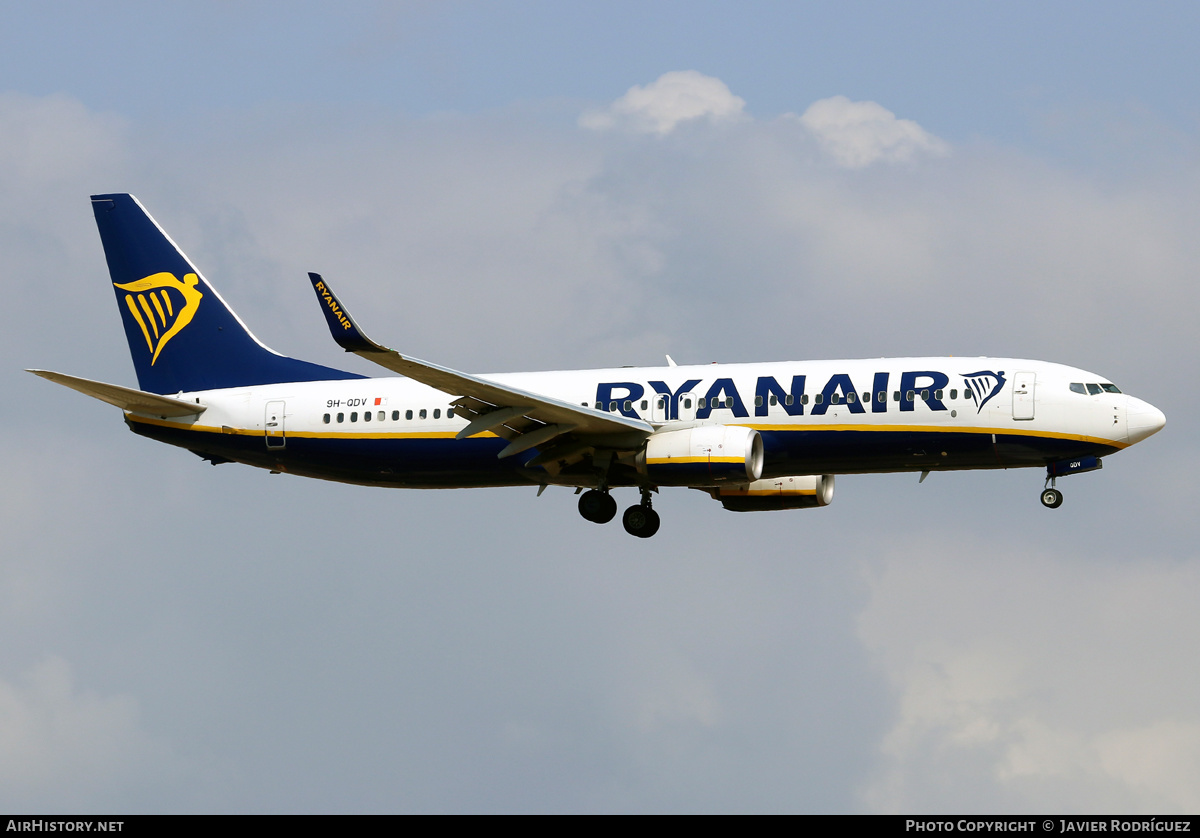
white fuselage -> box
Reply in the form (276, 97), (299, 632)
(125, 356), (1163, 489)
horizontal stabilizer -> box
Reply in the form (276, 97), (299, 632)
(27, 370), (207, 417)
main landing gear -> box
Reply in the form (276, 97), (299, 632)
(578, 489), (617, 523)
(622, 491), (661, 539)
(1041, 476), (1064, 509)
(577, 488), (661, 538)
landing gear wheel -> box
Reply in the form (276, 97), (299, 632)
(1041, 488), (1064, 509)
(622, 505), (661, 538)
(578, 490), (617, 523)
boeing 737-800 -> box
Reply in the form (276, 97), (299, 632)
(29, 194), (1166, 537)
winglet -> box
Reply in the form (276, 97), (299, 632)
(307, 272), (387, 354)
(302, 272), (653, 439)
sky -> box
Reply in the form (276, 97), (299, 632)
(1, 1), (1198, 814)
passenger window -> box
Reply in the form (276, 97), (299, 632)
(623, 401), (631, 412)
(392, 410), (399, 420)
(406, 410), (413, 420)
(769, 395), (778, 406)
(831, 393), (841, 404)
(640, 400), (648, 410)
(608, 401), (616, 411)
(682, 398), (692, 409)
(323, 413), (330, 424)
(351, 412), (358, 422)
(906, 391), (914, 402)
(433, 409), (441, 419)
(337, 412), (344, 423)
(595, 402), (603, 410)
(862, 392), (869, 403)
(950, 389), (957, 400)
(798, 394), (806, 405)
(877, 392), (885, 403)
(447, 409), (454, 418)
(846, 392), (856, 403)
(965, 389), (974, 399)
(755, 396), (764, 407)
(1087, 383), (1102, 395)
(363, 411), (371, 422)
(935, 389), (943, 400)
(698, 398), (706, 409)
(419, 409), (427, 419)
(893, 391), (901, 401)
(814, 394), (823, 405)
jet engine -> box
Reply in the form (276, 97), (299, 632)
(711, 474), (835, 512)
(636, 425), (763, 485)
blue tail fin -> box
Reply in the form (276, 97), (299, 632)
(91, 194), (362, 393)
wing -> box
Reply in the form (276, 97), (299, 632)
(307, 274), (652, 460)
(28, 370), (207, 418)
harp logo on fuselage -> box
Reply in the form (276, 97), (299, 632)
(114, 272), (204, 365)
(960, 370), (1006, 414)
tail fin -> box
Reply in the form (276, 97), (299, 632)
(91, 193), (361, 394)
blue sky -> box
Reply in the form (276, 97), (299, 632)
(6, 3), (1198, 138)
(1, 1), (1197, 814)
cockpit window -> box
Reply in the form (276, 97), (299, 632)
(1072, 381), (1122, 396)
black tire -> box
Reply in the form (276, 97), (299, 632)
(622, 505), (661, 538)
(579, 490), (617, 523)
(1040, 488), (1064, 509)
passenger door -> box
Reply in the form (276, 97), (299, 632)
(1012, 372), (1035, 421)
(265, 400), (286, 448)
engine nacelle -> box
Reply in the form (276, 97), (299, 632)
(637, 425), (763, 486)
(711, 474), (835, 512)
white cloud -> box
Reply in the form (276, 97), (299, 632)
(1095, 720), (1200, 811)
(0, 92), (126, 187)
(858, 549), (1200, 813)
(580, 70), (746, 135)
(0, 657), (174, 808)
(796, 95), (949, 168)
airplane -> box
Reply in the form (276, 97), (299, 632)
(29, 194), (1166, 538)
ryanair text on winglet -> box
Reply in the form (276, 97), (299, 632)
(314, 280), (353, 330)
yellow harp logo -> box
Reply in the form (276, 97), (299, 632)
(114, 272), (204, 365)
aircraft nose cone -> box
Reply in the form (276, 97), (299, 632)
(1126, 397), (1166, 444)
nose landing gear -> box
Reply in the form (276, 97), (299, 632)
(1041, 487), (1064, 508)
(1040, 456), (1104, 508)
(1041, 475), (1064, 509)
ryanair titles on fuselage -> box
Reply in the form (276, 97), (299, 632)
(594, 368), (1007, 420)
